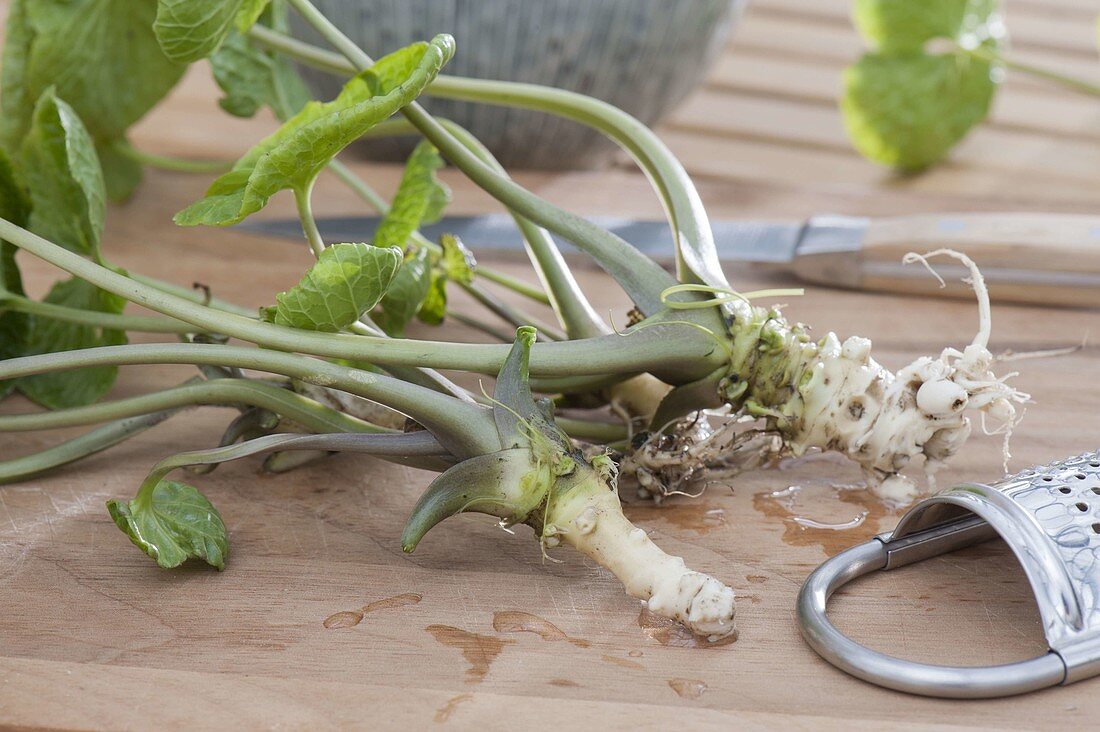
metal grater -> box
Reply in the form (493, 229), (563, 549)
(797, 450), (1100, 698)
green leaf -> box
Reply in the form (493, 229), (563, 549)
(441, 233), (476, 285)
(20, 89), (106, 257)
(107, 480), (228, 570)
(154, 0), (243, 63)
(853, 0), (999, 53)
(0, 148), (30, 399)
(0, 0), (185, 153)
(417, 270), (448, 326)
(175, 35), (455, 228)
(0, 145), (30, 225)
(18, 278), (128, 409)
(210, 27), (310, 120)
(235, 0), (272, 32)
(373, 141), (451, 250)
(376, 247), (432, 336)
(842, 51), (996, 170)
(261, 242), (403, 332)
(0, 0), (34, 151)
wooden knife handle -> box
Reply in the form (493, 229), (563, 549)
(859, 213), (1100, 308)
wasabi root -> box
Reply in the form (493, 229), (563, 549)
(624, 250), (1025, 505)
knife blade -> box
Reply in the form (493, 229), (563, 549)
(241, 212), (1100, 308)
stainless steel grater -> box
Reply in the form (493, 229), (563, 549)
(797, 450), (1100, 698)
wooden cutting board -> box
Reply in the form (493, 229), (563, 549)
(3, 0), (1100, 728)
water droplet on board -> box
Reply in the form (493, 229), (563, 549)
(323, 592), (421, 629)
(668, 678), (707, 699)
(426, 625), (513, 683)
(491, 611), (590, 648)
(753, 482), (890, 556)
(601, 654), (645, 670)
(364, 592), (422, 614)
(322, 610), (364, 629)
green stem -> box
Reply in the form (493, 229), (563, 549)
(554, 417), (628, 443)
(460, 281), (565, 341)
(140, 430), (451, 494)
(249, 24), (724, 290)
(294, 182), (327, 257)
(967, 46), (1100, 98)
(111, 139), (233, 174)
(0, 408), (183, 485)
(282, 0), (692, 319)
(0, 378), (391, 434)
(0, 291), (205, 334)
(411, 119), (608, 340)
(327, 159), (551, 306)
(132, 273), (259, 318)
(449, 311), (513, 342)
(0, 340), (499, 458)
(0, 217), (721, 380)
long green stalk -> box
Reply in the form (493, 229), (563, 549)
(0, 292), (204, 334)
(0, 217), (722, 380)
(146, 430), (450, 480)
(0, 378), (390, 434)
(294, 182), (327, 257)
(409, 119), (609, 340)
(967, 46), (1100, 98)
(0, 340), (499, 457)
(460, 281), (565, 341)
(111, 139), (232, 174)
(0, 408), (183, 484)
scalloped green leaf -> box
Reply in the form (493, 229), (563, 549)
(20, 89), (106, 257)
(210, 26), (310, 120)
(262, 242), (403, 332)
(842, 52), (996, 171)
(107, 480), (228, 570)
(373, 141), (451, 249)
(440, 233), (476, 285)
(853, 0), (986, 52)
(175, 35), (455, 227)
(18, 278), (128, 409)
(376, 247), (432, 337)
(417, 270), (448, 326)
(155, 0), (271, 64)
(235, 0), (273, 32)
(0, 0), (185, 159)
(155, 0), (243, 63)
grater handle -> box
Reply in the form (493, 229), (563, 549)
(797, 539), (1067, 698)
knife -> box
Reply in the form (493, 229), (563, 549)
(242, 212), (1100, 308)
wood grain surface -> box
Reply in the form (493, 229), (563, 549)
(2, 0), (1100, 729)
